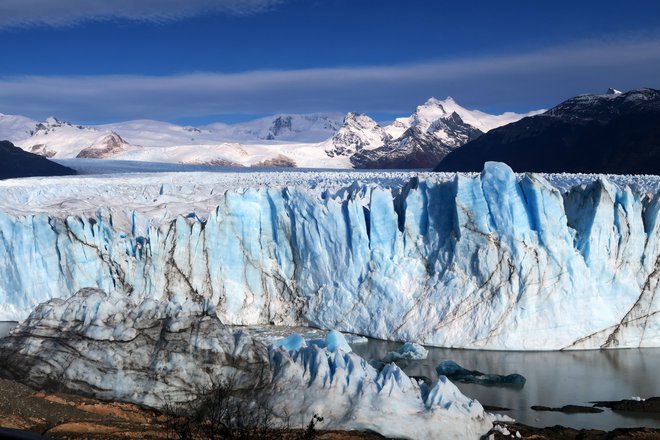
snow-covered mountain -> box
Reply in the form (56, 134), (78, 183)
(0, 113), (38, 140)
(341, 98), (506, 168)
(350, 125), (462, 169)
(76, 132), (132, 159)
(325, 112), (390, 157)
(203, 113), (344, 142)
(0, 99), (539, 169)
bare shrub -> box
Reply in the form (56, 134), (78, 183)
(161, 375), (321, 440)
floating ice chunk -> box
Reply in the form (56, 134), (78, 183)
(272, 333), (307, 351)
(383, 341), (429, 362)
(492, 414), (515, 423)
(436, 360), (526, 388)
(345, 334), (368, 344)
(324, 329), (352, 353)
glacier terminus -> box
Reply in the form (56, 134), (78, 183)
(0, 162), (658, 351)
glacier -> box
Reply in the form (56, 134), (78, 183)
(0, 162), (658, 350)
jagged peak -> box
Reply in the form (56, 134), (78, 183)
(422, 96), (457, 107)
(96, 131), (126, 143)
(606, 88), (622, 95)
(342, 112), (378, 126)
(44, 116), (69, 126)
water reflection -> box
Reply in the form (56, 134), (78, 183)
(352, 339), (660, 430)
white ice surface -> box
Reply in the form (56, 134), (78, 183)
(0, 164), (658, 350)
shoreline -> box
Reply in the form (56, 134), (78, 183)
(0, 378), (658, 440)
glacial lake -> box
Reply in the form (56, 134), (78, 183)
(0, 322), (17, 338)
(353, 339), (660, 430)
(1, 321), (658, 430)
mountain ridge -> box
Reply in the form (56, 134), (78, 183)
(0, 140), (77, 179)
(0, 98), (539, 169)
(434, 88), (660, 174)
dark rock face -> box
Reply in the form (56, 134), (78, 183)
(592, 397), (660, 413)
(352, 113), (482, 169)
(427, 112), (483, 147)
(435, 88), (660, 174)
(488, 423), (660, 440)
(184, 158), (245, 167)
(531, 405), (603, 414)
(435, 360), (526, 388)
(265, 116), (293, 140)
(351, 127), (454, 169)
(76, 132), (129, 159)
(253, 154), (297, 167)
(29, 143), (57, 158)
(0, 140), (76, 179)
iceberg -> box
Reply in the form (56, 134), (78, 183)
(382, 341), (429, 362)
(0, 163), (658, 350)
(436, 360), (526, 388)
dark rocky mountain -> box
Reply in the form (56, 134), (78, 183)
(343, 110), (482, 169)
(435, 88), (660, 174)
(0, 140), (76, 179)
(351, 126), (466, 169)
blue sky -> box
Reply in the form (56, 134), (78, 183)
(1, 0), (660, 124)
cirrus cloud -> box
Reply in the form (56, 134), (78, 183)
(0, 0), (284, 29)
(1, 37), (659, 123)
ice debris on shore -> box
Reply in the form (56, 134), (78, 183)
(0, 288), (493, 440)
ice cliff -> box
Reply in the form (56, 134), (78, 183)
(0, 288), (493, 440)
(0, 163), (658, 350)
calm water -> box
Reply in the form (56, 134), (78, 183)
(0, 322), (17, 338)
(353, 339), (660, 430)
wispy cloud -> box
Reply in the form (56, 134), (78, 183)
(0, 0), (283, 28)
(1, 37), (659, 122)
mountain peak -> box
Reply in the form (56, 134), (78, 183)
(327, 112), (388, 158)
(422, 96), (456, 107)
(606, 88), (622, 95)
(343, 112), (377, 126)
(76, 131), (130, 159)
